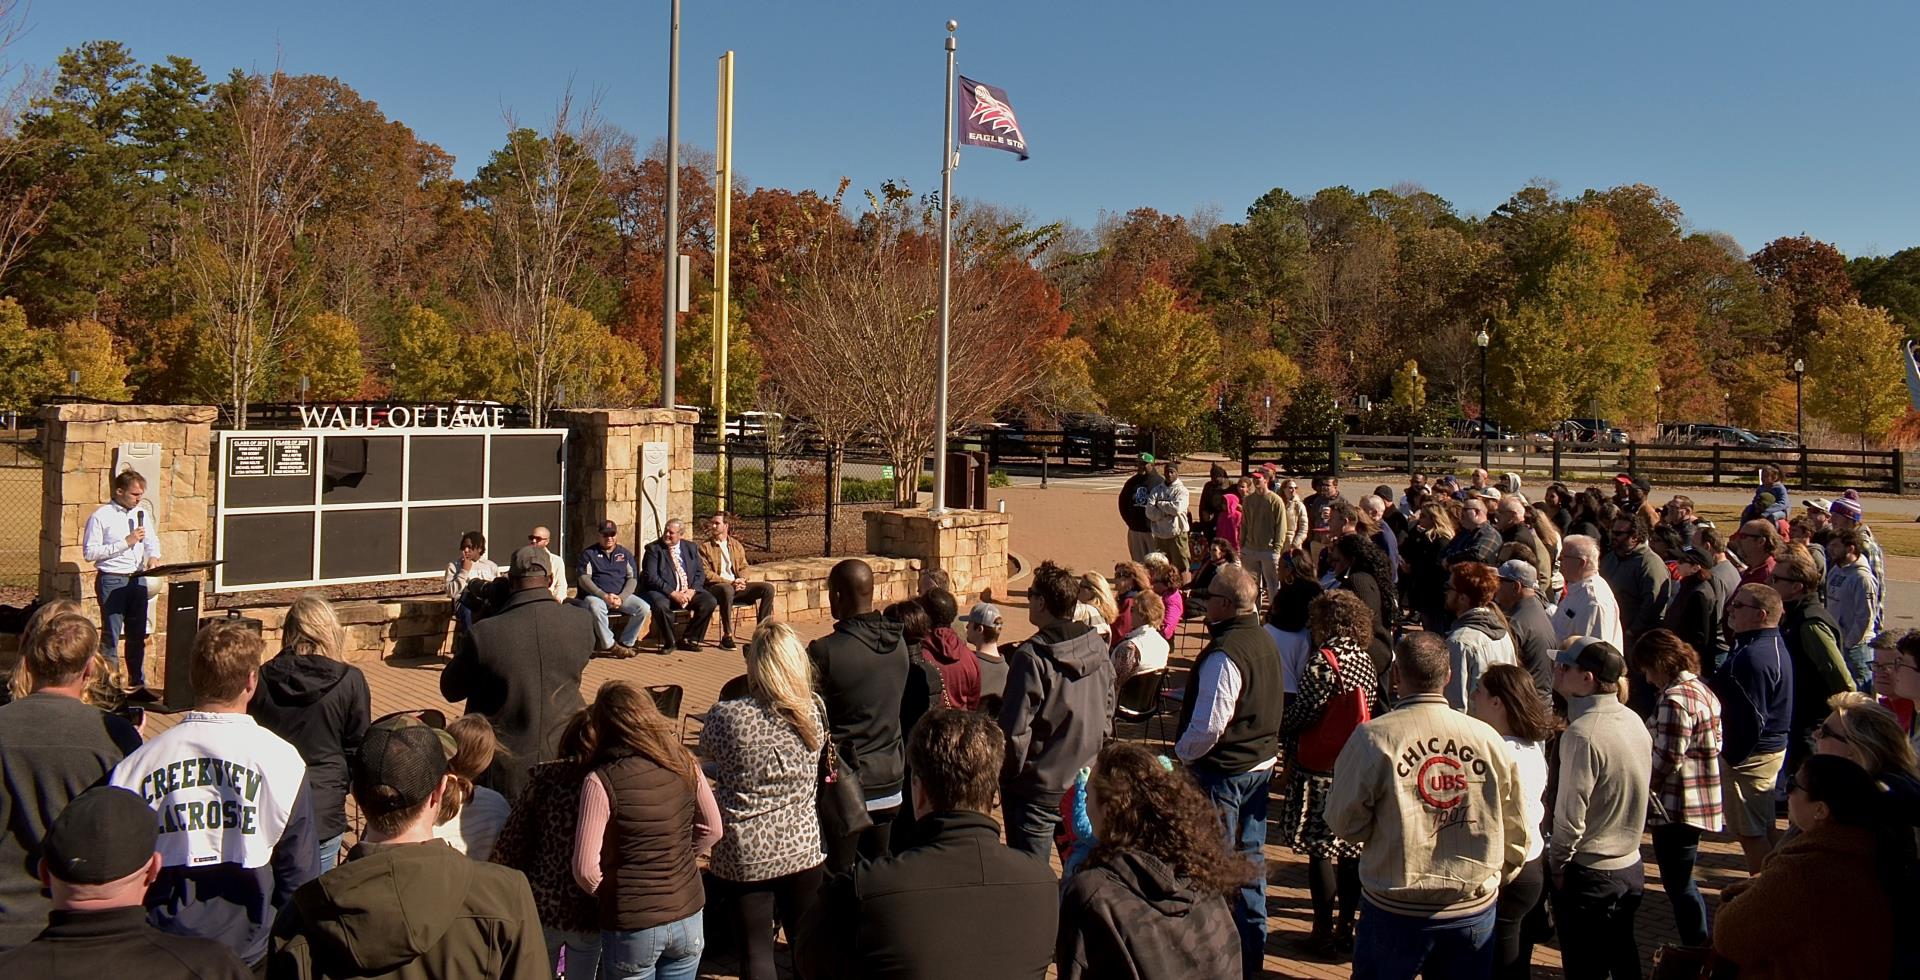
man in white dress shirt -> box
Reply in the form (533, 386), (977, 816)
(1553, 534), (1624, 649)
(81, 469), (160, 695)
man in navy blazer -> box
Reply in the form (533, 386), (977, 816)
(640, 517), (719, 651)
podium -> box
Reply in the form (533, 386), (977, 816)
(134, 560), (222, 711)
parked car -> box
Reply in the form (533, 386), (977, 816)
(1749, 429), (1799, 448)
(1556, 418), (1629, 446)
(1660, 422), (1781, 448)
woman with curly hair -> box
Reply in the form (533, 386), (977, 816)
(1278, 589), (1379, 955)
(1329, 533), (1397, 688)
(1056, 742), (1251, 980)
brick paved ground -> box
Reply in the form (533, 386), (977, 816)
(145, 481), (1762, 977)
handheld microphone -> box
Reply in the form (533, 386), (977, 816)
(136, 510), (144, 529)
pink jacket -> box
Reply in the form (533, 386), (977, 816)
(1215, 493), (1242, 551)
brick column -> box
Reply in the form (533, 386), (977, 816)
(864, 508), (1011, 605)
(556, 408), (696, 562)
(37, 403), (217, 652)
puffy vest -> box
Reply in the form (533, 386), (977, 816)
(595, 752), (704, 931)
(1177, 615), (1285, 776)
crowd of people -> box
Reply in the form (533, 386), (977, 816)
(1, 456), (1918, 979)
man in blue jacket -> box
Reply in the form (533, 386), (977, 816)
(1709, 583), (1794, 874)
(641, 518), (717, 651)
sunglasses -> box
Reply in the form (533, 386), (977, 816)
(1813, 721), (1850, 744)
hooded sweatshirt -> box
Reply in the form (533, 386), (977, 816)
(249, 651), (371, 841)
(808, 611), (911, 803)
(921, 626), (982, 711)
(266, 839), (546, 980)
(1444, 607), (1515, 710)
(1056, 849), (1241, 980)
(1000, 621), (1117, 794)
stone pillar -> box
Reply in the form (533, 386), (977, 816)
(864, 508), (1011, 605)
(556, 408), (696, 562)
(37, 403), (218, 641)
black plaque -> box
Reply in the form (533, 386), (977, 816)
(321, 436), (403, 504)
(489, 434), (565, 498)
(407, 504), (483, 576)
(271, 437), (313, 477)
(220, 512), (317, 588)
(409, 435), (485, 501)
(320, 509), (402, 579)
(229, 438), (270, 477)
(489, 500), (564, 563)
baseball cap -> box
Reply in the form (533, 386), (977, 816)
(1477, 486), (1502, 501)
(352, 714), (453, 819)
(1805, 497), (1833, 513)
(1137, 452), (1155, 464)
(40, 786), (157, 884)
(508, 545), (553, 580)
(961, 602), (1004, 630)
(1613, 473), (1634, 486)
(1496, 559), (1538, 590)
(598, 519), (619, 536)
(1555, 636), (1627, 684)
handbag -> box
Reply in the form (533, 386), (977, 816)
(1295, 646), (1372, 772)
(816, 703), (874, 840)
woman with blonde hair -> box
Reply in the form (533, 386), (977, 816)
(577, 681), (722, 980)
(434, 713), (511, 860)
(6, 599), (97, 704)
(1814, 692), (1920, 789)
(1401, 501), (1457, 631)
(700, 621), (830, 980)
(248, 592), (369, 870)
(1075, 571), (1118, 638)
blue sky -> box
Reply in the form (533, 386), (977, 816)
(13, 1), (1919, 256)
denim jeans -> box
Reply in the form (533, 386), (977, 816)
(1000, 786), (1065, 862)
(1354, 898), (1497, 980)
(1192, 766), (1271, 980)
(581, 594), (650, 649)
(1845, 642), (1875, 693)
(96, 572), (148, 686)
(603, 909), (703, 980)
(546, 927), (604, 979)
(316, 833), (345, 873)
(1650, 824), (1709, 947)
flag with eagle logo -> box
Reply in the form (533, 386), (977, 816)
(958, 75), (1028, 160)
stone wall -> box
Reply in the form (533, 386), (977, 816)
(752, 555), (921, 625)
(231, 599), (455, 663)
(864, 509), (1011, 604)
(37, 403), (218, 627)
(556, 408), (695, 559)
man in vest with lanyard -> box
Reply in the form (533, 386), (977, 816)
(1175, 564), (1284, 980)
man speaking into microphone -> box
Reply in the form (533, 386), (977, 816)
(82, 469), (161, 698)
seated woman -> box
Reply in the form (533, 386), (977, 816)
(1056, 743), (1249, 980)
(1188, 539), (1241, 599)
(1142, 554), (1185, 641)
(445, 529), (503, 632)
(1074, 572), (1119, 639)
(1111, 590), (1169, 684)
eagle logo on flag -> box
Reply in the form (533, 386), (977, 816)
(958, 75), (1029, 160)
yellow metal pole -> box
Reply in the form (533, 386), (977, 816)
(713, 51), (734, 503)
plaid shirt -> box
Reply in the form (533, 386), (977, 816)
(1647, 672), (1724, 831)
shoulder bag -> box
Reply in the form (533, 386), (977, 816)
(1295, 645), (1372, 772)
(816, 700), (873, 840)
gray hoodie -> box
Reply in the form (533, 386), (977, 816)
(999, 621), (1117, 793)
(1445, 607), (1515, 710)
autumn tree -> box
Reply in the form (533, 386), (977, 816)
(0, 297), (57, 410)
(1750, 235), (1857, 360)
(1389, 359), (1427, 409)
(55, 317), (132, 401)
(760, 185), (1065, 503)
(549, 300), (655, 408)
(1806, 303), (1908, 449)
(675, 293), (762, 413)
(181, 69), (329, 426)
(1849, 246), (1920, 340)
(1488, 208), (1657, 431)
(387, 305), (467, 401)
(1028, 336), (1101, 423)
(1091, 280), (1221, 435)
(468, 95), (619, 425)
(282, 311), (366, 399)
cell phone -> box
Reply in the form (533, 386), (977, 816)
(114, 705), (146, 729)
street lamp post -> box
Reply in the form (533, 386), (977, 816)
(1474, 325), (1490, 471)
(1793, 358), (1805, 446)
(1653, 382), (1662, 435)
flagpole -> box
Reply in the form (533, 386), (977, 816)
(932, 19), (957, 515)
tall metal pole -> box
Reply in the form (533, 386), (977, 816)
(931, 20), (957, 514)
(713, 51), (735, 504)
(661, 0), (681, 409)
(1478, 343), (1488, 471)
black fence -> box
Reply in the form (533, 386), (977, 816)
(692, 441), (904, 560)
(948, 428), (1138, 471)
(1242, 432), (1909, 493)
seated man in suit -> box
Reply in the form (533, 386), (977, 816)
(640, 518), (718, 652)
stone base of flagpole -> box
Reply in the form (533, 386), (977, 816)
(864, 508), (1010, 605)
